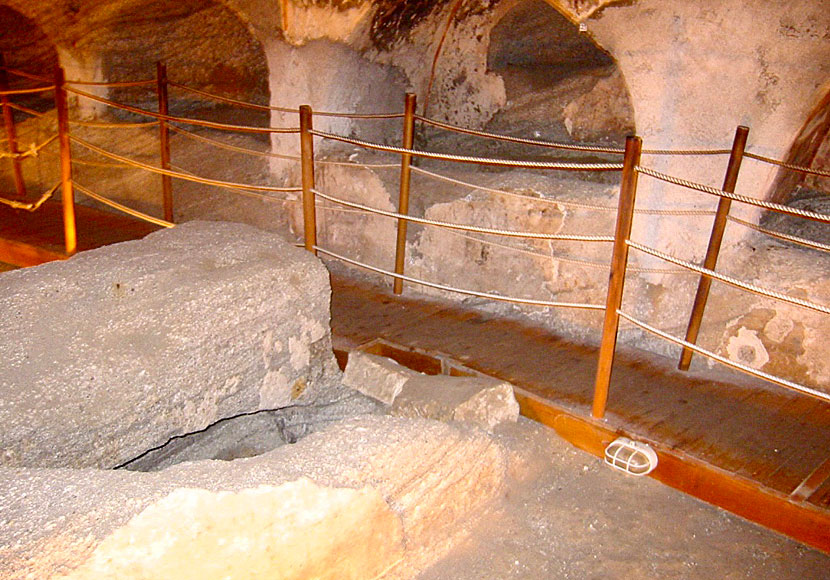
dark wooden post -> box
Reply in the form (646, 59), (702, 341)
(393, 93), (417, 294)
(592, 135), (642, 420)
(678, 125), (749, 370)
(0, 53), (27, 199)
(299, 105), (317, 255)
(156, 62), (174, 223)
(54, 67), (77, 255)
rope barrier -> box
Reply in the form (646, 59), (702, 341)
(66, 78), (156, 88)
(0, 182), (59, 211)
(168, 163), (299, 204)
(441, 228), (688, 274)
(0, 66), (50, 83)
(627, 239), (830, 315)
(72, 182), (174, 228)
(409, 166), (717, 216)
(312, 188), (615, 242)
(726, 215), (830, 254)
(66, 87), (300, 134)
(6, 102), (56, 119)
(617, 310), (830, 403)
(70, 135), (303, 194)
(0, 85), (55, 96)
(416, 115), (733, 156)
(72, 157), (130, 169)
(69, 119), (160, 129)
(312, 130), (625, 171)
(315, 245), (604, 311)
(636, 165), (830, 223)
(0, 134), (58, 159)
(744, 151), (830, 177)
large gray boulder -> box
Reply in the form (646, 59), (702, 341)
(0, 221), (342, 469)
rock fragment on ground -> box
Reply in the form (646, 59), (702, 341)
(392, 375), (520, 432)
(342, 351), (420, 404)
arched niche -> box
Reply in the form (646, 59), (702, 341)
(485, 0), (634, 145)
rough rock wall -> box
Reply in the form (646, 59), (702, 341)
(0, 221), (342, 469)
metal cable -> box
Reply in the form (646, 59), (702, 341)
(65, 78), (156, 88)
(73, 182), (174, 228)
(314, 245), (604, 310)
(726, 215), (830, 254)
(311, 130), (625, 171)
(636, 165), (830, 223)
(70, 135), (303, 194)
(66, 87), (300, 134)
(311, 188), (614, 242)
(0, 85), (55, 96)
(0, 182), (58, 211)
(409, 166), (717, 216)
(744, 151), (830, 177)
(617, 310), (830, 403)
(627, 239), (830, 315)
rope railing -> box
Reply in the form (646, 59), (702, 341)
(744, 151), (830, 177)
(725, 215), (830, 254)
(410, 165), (717, 217)
(312, 130), (626, 171)
(0, 182), (59, 211)
(0, 85), (55, 96)
(6, 102), (56, 118)
(69, 118), (160, 129)
(0, 66), (50, 83)
(168, 163), (299, 205)
(70, 135), (302, 194)
(312, 188), (615, 242)
(315, 245), (604, 311)
(636, 165), (830, 223)
(0, 134), (58, 159)
(72, 181), (174, 228)
(66, 86), (300, 135)
(627, 239), (830, 315)
(617, 310), (830, 403)
(65, 78), (156, 88)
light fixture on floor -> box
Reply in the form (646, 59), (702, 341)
(604, 437), (658, 476)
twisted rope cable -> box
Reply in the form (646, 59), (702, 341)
(315, 245), (604, 311)
(311, 188), (614, 242)
(72, 157), (130, 168)
(409, 166), (717, 216)
(6, 102), (56, 119)
(627, 240), (830, 315)
(0, 85), (55, 96)
(636, 165), (830, 223)
(744, 151), (830, 177)
(70, 135), (303, 194)
(726, 215), (830, 254)
(66, 87), (300, 134)
(73, 182), (174, 228)
(312, 130), (625, 171)
(617, 310), (830, 403)
(0, 134), (58, 159)
(168, 163), (299, 204)
(66, 78), (156, 88)
(0, 66), (50, 83)
(441, 228), (688, 274)
(0, 182), (58, 211)
(69, 118), (160, 129)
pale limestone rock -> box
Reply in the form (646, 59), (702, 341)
(343, 351), (420, 405)
(392, 375), (520, 432)
(57, 479), (404, 580)
(0, 221), (341, 469)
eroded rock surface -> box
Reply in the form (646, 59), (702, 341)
(0, 221), (342, 469)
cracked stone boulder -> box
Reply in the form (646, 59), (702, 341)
(0, 221), (342, 469)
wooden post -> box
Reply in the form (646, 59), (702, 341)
(678, 125), (749, 370)
(393, 93), (417, 294)
(156, 62), (174, 223)
(0, 53), (27, 199)
(592, 135), (642, 420)
(54, 67), (77, 255)
(299, 105), (317, 255)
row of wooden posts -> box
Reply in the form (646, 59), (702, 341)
(1, 57), (754, 419)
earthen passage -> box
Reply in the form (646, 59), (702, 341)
(1, 0), (829, 575)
